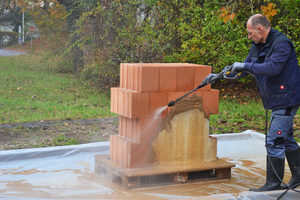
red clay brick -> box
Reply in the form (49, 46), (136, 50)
(150, 92), (168, 118)
(177, 67), (195, 91)
(132, 118), (139, 141)
(118, 116), (160, 144)
(166, 90), (204, 114)
(138, 65), (160, 92)
(110, 135), (118, 162)
(168, 91), (187, 104)
(109, 135), (149, 168)
(122, 138), (128, 167)
(111, 63), (220, 168)
(113, 88), (149, 118)
(123, 90), (129, 117)
(118, 89), (124, 116)
(194, 65), (212, 91)
(119, 116), (127, 137)
(129, 142), (149, 168)
(159, 67), (177, 92)
(127, 64), (134, 90)
(126, 117), (133, 140)
(138, 117), (160, 144)
(210, 89), (219, 114)
(192, 90), (203, 99)
(123, 64), (128, 89)
(116, 137), (122, 165)
(110, 135), (125, 166)
(120, 63), (128, 89)
(115, 88), (119, 114)
(111, 87), (119, 114)
(130, 92), (149, 118)
(203, 89), (219, 115)
(133, 65), (139, 91)
(121, 63), (212, 92)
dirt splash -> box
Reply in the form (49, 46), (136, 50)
(157, 94), (208, 133)
(149, 94), (216, 166)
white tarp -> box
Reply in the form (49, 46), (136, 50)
(0, 130), (299, 199)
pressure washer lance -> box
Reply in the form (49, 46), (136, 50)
(167, 65), (239, 107)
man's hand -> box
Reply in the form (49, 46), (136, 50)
(221, 65), (233, 74)
(202, 73), (219, 85)
(232, 62), (246, 74)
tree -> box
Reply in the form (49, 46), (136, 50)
(0, 0), (24, 33)
(6, 0), (300, 89)
(56, 0), (85, 70)
(15, 0), (68, 50)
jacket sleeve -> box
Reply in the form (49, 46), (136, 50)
(244, 41), (292, 77)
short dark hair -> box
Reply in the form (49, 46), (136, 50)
(250, 14), (271, 29)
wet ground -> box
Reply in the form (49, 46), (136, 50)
(0, 131), (298, 200)
(0, 118), (119, 150)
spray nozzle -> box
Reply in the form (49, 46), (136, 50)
(167, 101), (175, 107)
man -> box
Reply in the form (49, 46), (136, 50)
(204, 14), (300, 191)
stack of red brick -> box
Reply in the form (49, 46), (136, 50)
(110, 63), (219, 168)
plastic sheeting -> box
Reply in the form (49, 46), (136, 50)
(0, 130), (299, 199)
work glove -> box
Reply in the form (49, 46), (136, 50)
(221, 65), (233, 74)
(231, 62), (246, 74)
(202, 73), (219, 85)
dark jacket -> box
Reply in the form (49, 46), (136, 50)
(243, 28), (300, 110)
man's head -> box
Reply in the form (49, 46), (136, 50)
(247, 14), (271, 44)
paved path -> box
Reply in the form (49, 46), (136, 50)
(0, 49), (27, 56)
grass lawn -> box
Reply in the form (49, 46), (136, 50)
(210, 97), (300, 143)
(0, 51), (116, 123)
(210, 99), (267, 134)
(1, 50), (300, 143)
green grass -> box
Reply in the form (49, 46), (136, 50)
(53, 134), (79, 146)
(210, 98), (300, 143)
(210, 99), (267, 134)
(2, 51), (300, 144)
(0, 52), (116, 123)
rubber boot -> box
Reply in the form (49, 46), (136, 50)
(281, 147), (300, 189)
(250, 156), (285, 192)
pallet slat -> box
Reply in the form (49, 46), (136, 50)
(95, 154), (235, 190)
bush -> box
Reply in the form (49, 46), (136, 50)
(60, 0), (300, 88)
(0, 31), (18, 46)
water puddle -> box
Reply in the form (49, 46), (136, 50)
(0, 157), (292, 199)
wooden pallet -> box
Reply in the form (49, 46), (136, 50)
(94, 154), (235, 190)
